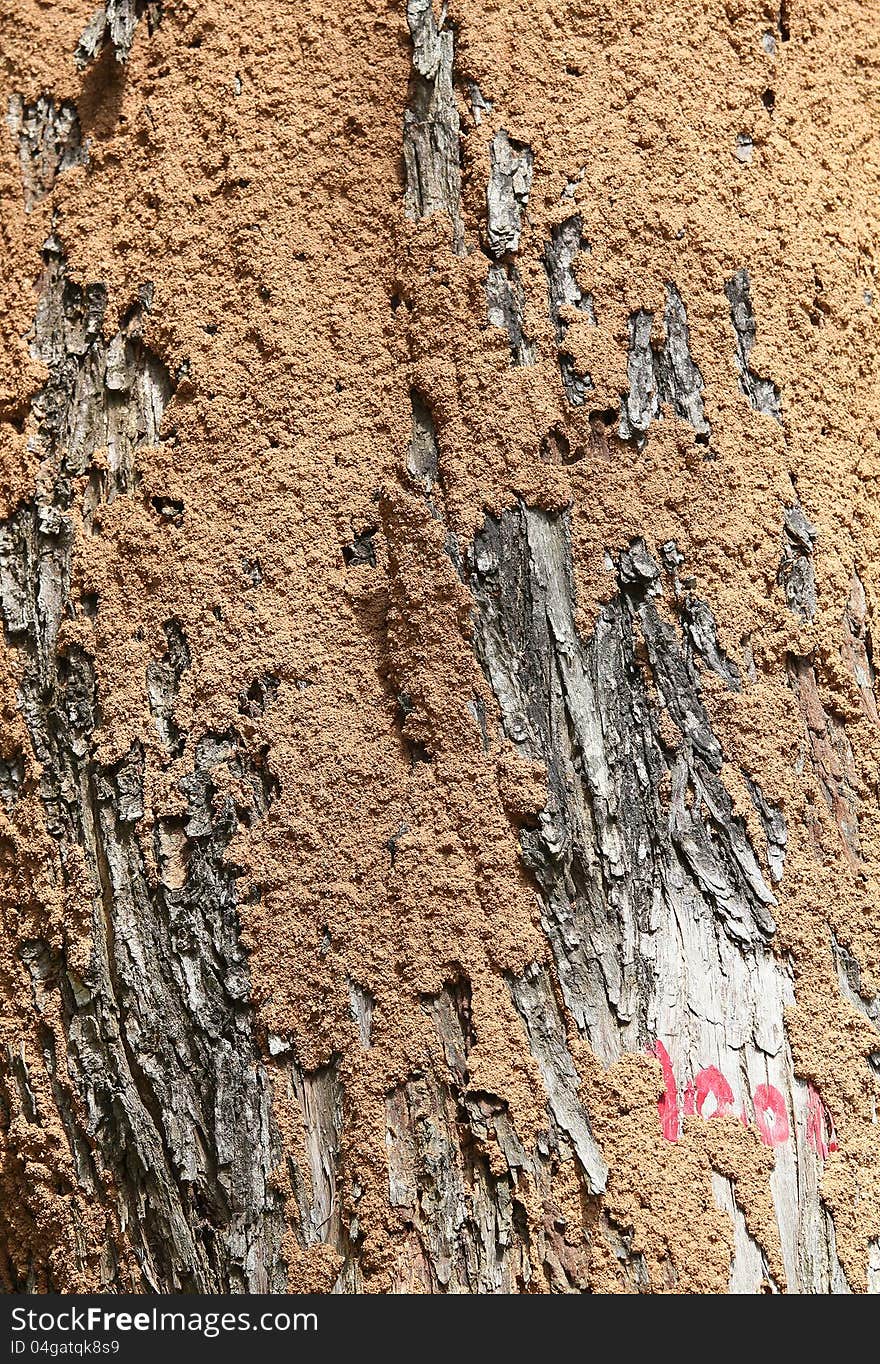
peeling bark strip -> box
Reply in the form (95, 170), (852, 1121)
(75, 0), (161, 68)
(6, 96), (84, 211)
(0, 205), (284, 1287)
(543, 216), (595, 405)
(619, 284), (710, 445)
(403, 0), (465, 255)
(466, 504), (848, 1291)
(485, 263), (535, 366)
(725, 269), (783, 422)
(29, 238), (169, 496)
(782, 510), (863, 870)
(484, 130), (534, 259)
(383, 975), (601, 1292)
(779, 504), (817, 623)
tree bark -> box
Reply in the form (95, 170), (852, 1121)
(0, 0), (878, 1294)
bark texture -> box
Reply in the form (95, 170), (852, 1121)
(0, 0), (879, 1296)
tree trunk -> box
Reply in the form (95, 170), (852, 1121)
(0, 0), (878, 1294)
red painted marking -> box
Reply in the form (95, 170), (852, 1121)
(683, 1080), (696, 1117)
(753, 1084), (790, 1146)
(807, 1085), (838, 1158)
(654, 1040), (680, 1141)
(693, 1065), (735, 1120)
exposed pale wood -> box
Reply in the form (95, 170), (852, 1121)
(466, 503), (848, 1291)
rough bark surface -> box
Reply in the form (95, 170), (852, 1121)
(466, 504), (846, 1291)
(0, 0), (879, 1297)
(619, 285), (711, 445)
(402, 0), (464, 256)
(543, 216), (594, 405)
(0, 233), (287, 1290)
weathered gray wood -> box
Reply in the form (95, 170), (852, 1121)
(466, 503), (848, 1291)
(485, 263), (535, 367)
(779, 504), (818, 622)
(75, 0), (160, 68)
(402, 0), (464, 255)
(6, 95), (83, 211)
(405, 389), (440, 493)
(484, 130), (533, 260)
(0, 179), (287, 1289)
(725, 268), (783, 421)
(3, 0), (875, 1297)
(619, 285), (710, 444)
(543, 215), (594, 404)
(382, 976), (599, 1292)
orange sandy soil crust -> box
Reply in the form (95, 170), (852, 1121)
(0, 0), (878, 1291)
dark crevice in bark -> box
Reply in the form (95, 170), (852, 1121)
(832, 932), (880, 1065)
(464, 81), (493, 126)
(342, 527), (377, 569)
(507, 964), (607, 1194)
(238, 673), (280, 720)
(842, 568), (878, 725)
(347, 980), (374, 1049)
(789, 655), (862, 870)
(405, 389), (440, 494)
(480, 125), (536, 363)
(0, 753), (24, 811)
